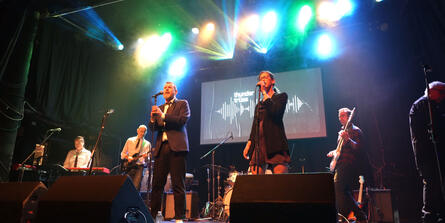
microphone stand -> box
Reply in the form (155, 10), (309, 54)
(19, 130), (57, 183)
(146, 94), (160, 208)
(422, 65), (445, 201)
(200, 132), (233, 220)
(252, 85), (261, 175)
(88, 110), (112, 175)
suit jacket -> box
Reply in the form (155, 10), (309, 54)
(149, 98), (190, 157)
(248, 92), (289, 156)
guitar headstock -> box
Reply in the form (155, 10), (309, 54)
(359, 175), (365, 184)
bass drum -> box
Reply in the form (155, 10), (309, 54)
(223, 187), (233, 218)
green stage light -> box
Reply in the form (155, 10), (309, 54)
(297, 5), (313, 33)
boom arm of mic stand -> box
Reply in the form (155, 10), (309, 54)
(88, 112), (110, 175)
(200, 134), (233, 160)
(19, 130), (57, 182)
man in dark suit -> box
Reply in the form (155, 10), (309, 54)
(149, 81), (190, 222)
(242, 71), (290, 174)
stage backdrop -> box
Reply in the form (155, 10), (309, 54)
(200, 68), (326, 144)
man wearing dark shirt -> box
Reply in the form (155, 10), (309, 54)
(327, 107), (367, 223)
(410, 81), (445, 223)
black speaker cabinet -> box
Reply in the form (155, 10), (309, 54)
(36, 175), (152, 223)
(0, 181), (47, 223)
(163, 191), (199, 219)
(230, 173), (337, 223)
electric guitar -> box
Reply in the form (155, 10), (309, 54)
(329, 107), (356, 172)
(357, 175), (365, 208)
(121, 153), (148, 172)
(348, 175), (365, 221)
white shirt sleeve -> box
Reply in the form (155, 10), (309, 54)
(121, 139), (130, 159)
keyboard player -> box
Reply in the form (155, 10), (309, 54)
(63, 136), (91, 168)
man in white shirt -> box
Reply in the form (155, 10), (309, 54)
(63, 136), (91, 168)
(121, 125), (151, 191)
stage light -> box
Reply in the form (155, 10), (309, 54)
(244, 14), (260, 34)
(261, 11), (277, 33)
(192, 27), (199, 34)
(168, 57), (187, 77)
(200, 22), (216, 42)
(297, 5), (313, 32)
(161, 32), (172, 46)
(337, 0), (353, 17)
(316, 33), (334, 58)
(259, 47), (268, 54)
(137, 38), (144, 44)
(117, 44), (124, 50)
(375, 0), (383, 2)
(135, 32), (172, 67)
(317, 0), (354, 25)
(317, 1), (340, 23)
(205, 23), (215, 31)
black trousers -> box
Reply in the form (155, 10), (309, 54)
(418, 154), (445, 223)
(150, 142), (187, 219)
(126, 165), (144, 191)
(334, 167), (367, 221)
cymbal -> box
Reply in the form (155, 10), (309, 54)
(201, 164), (229, 173)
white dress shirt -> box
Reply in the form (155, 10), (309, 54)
(121, 136), (151, 165)
(161, 98), (175, 142)
(63, 148), (91, 168)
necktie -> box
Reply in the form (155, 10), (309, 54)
(162, 101), (172, 142)
(74, 153), (78, 167)
(164, 102), (172, 114)
(135, 138), (141, 151)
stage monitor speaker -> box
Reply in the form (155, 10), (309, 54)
(163, 191), (199, 219)
(36, 175), (153, 223)
(230, 173), (337, 223)
(0, 181), (47, 223)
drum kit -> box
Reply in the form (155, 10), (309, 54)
(200, 164), (248, 222)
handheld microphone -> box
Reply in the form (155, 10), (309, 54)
(152, 91), (163, 97)
(256, 81), (265, 87)
(49, 128), (62, 132)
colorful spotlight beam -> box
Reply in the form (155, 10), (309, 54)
(135, 32), (172, 68)
(297, 5), (313, 32)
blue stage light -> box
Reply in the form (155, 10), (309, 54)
(168, 57), (187, 78)
(316, 33), (335, 59)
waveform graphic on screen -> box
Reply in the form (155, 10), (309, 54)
(216, 97), (256, 123)
(201, 68), (326, 144)
(285, 95), (312, 114)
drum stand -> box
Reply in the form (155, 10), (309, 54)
(200, 133), (232, 221)
(200, 156), (226, 221)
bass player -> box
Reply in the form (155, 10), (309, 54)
(327, 107), (367, 223)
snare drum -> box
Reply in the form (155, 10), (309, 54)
(223, 188), (233, 217)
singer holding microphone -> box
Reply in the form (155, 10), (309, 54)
(149, 81), (190, 223)
(242, 71), (290, 175)
(63, 136), (91, 168)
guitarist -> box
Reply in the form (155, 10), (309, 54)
(327, 108), (367, 223)
(121, 125), (151, 191)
